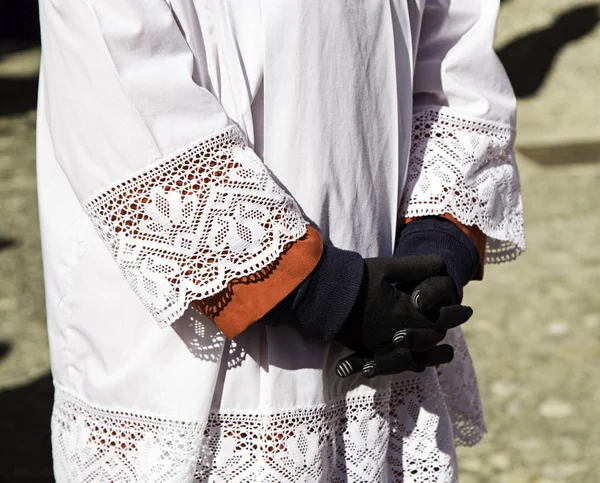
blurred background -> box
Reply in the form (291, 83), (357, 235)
(1, 0), (599, 481)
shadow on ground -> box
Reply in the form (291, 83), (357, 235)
(0, 238), (18, 250)
(0, 1), (40, 43)
(0, 372), (54, 482)
(0, 76), (39, 116)
(518, 141), (600, 165)
(0, 240), (52, 481)
(0, 0), (40, 116)
(497, 4), (600, 98)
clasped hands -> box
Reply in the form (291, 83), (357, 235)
(333, 255), (473, 379)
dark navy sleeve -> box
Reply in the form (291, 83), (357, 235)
(394, 217), (480, 300)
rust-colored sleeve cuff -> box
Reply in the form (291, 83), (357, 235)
(402, 214), (486, 280)
(192, 226), (324, 339)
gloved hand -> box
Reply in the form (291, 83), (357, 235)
(334, 216), (482, 378)
(335, 274), (462, 378)
(267, 246), (473, 375)
(332, 256), (472, 356)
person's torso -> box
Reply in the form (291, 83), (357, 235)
(37, 0), (429, 415)
(170, 0), (426, 255)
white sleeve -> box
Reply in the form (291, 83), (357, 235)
(39, 0), (308, 327)
(401, 0), (525, 263)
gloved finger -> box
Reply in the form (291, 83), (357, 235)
(364, 345), (455, 379)
(434, 305), (473, 330)
(382, 255), (446, 285)
(335, 351), (371, 378)
(411, 276), (458, 313)
(392, 327), (445, 352)
(393, 280), (420, 296)
(362, 350), (424, 379)
(411, 344), (454, 367)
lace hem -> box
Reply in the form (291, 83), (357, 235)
(51, 386), (204, 483)
(50, 326), (487, 482)
(401, 108), (525, 264)
(51, 374), (461, 483)
(438, 328), (487, 447)
(48, 328), (483, 483)
(196, 377), (458, 482)
(83, 126), (308, 327)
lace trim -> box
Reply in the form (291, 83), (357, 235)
(50, 327), (486, 481)
(195, 376), (457, 482)
(438, 328), (486, 447)
(84, 126), (307, 327)
(51, 386), (204, 483)
(401, 108), (525, 264)
(51, 374), (463, 482)
(192, 238), (297, 321)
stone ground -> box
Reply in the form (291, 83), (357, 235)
(1, 1), (599, 481)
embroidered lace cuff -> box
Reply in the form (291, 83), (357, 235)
(84, 126), (308, 327)
(401, 108), (525, 264)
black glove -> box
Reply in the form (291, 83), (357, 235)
(266, 246), (472, 374)
(332, 256), (473, 356)
(335, 216), (481, 378)
(335, 274), (462, 378)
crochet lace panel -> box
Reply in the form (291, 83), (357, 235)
(51, 333), (484, 482)
(195, 378), (457, 482)
(83, 126), (307, 328)
(51, 387), (204, 483)
(401, 108), (525, 264)
(437, 328), (486, 447)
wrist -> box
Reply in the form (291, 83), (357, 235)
(395, 217), (480, 300)
(275, 244), (365, 341)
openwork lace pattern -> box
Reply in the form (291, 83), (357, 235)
(192, 330), (483, 483)
(49, 326), (485, 482)
(437, 328), (486, 447)
(83, 126), (307, 327)
(195, 375), (457, 482)
(52, 373), (461, 483)
(401, 108), (525, 264)
(51, 386), (204, 483)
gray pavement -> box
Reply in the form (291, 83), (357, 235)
(1, 2), (600, 481)
(456, 3), (600, 481)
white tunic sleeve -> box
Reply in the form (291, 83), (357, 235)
(401, 0), (525, 263)
(39, 0), (308, 327)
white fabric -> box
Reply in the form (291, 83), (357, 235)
(403, 108), (525, 263)
(83, 125), (306, 327)
(37, 0), (521, 481)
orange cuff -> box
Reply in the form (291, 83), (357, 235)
(193, 226), (324, 339)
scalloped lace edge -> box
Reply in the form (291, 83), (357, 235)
(401, 108), (525, 265)
(83, 125), (308, 328)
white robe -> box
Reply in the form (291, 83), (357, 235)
(37, 0), (524, 481)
